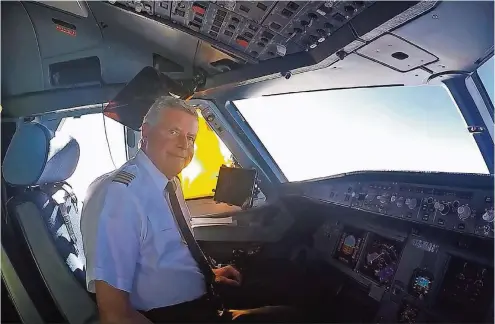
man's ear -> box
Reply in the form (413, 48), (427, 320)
(141, 123), (151, 140)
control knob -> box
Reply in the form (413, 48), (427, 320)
(434, 202), (450, 215)
(316, 29), (326, 42)
(406, 198), (418, 210)
(379, 194), (390, 205)
(365, 193), (375, 202)
(134, 2), (144, 13)
(482, 209), (494, 222)
(457, 205), (471, 221)
(308, 35), (318, 48)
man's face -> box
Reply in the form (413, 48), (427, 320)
(141, 108), (198, 179)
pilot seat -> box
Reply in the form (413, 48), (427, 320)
(2, 122), (98, 324)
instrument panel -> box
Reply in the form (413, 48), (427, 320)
(314, 221), (493, 323)
(299, 173), (494, 239)
(106, 1), (374, 61)
(307, 172), (494, 323)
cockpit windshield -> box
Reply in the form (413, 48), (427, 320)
(234, 84), (490, 182)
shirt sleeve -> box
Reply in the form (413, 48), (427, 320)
(90, 183), (142, 293)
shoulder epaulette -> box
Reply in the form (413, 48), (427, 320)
(112, 170), (136, 186)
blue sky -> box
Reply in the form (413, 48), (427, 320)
(478, 56), (494, 104)
(235, 64), (493, 181)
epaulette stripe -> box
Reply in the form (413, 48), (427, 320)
(112, 169), (136, 186)
(113, 178), (132, 186)
(117, 172), (135, 179)
(115, 173), (134, 181)
(114, 177), (132, 184)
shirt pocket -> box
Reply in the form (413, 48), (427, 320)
(147, 207), (184, 257)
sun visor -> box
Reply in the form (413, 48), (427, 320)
(104, 67), (191, 131)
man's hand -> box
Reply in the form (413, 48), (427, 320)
(213, 265), (242, 286)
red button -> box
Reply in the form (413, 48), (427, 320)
(236, 38), (249, 47)
(192, 5), (206, 15)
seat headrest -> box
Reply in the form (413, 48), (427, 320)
(3, 122), (80, 186)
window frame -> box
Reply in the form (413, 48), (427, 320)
(232, 82), (492, 180)
(475, 56), (494, 108)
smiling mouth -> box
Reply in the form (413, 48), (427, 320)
(168, 152), (186, 159)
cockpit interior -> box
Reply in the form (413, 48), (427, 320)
(1, 1), (494, 323)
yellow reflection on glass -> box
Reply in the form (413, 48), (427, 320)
(178, 111), (233, 199)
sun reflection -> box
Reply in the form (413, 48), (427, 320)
(178, 110), (234, 199)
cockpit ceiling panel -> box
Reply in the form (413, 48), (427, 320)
(101, 1), (375, 63)
(393, 1), (494, 74)
(23, 2), (103, 59)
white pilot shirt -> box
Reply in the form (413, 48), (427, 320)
(80, 150), (206, 311)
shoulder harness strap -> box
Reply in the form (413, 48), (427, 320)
(112, 170), (136, 186)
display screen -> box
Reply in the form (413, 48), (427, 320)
(436, 257), (493, 322)
(333, 227), (366, 269)
(213, 166), (257, 207)
(358, 235), (403, 285)
(415, 276), (430, 288)
(104, 67), (189, 131)
(409, 269), (434, 299)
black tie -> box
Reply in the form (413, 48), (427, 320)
(165, 180), (223, 309)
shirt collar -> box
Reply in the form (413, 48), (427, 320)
(134, 149), (170, 192)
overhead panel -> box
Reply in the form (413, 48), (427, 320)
(105, 1), (375, 62)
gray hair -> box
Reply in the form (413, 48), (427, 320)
(142, 96), (198, 127)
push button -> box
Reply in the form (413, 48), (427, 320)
(458, 223), (465, 230)
(235, 37), (249, 47)
(437, 218), (445, 226)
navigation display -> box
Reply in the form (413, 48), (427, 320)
(358, 235), (403, 285)
(333, 227), (366, 269)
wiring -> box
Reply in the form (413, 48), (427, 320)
(101, 104), (117, 169)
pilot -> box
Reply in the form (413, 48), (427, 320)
(80, 96), (299, 323)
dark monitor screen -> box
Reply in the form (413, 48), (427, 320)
(214, 166), (257, 207)
(103, 66), (189, 131)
